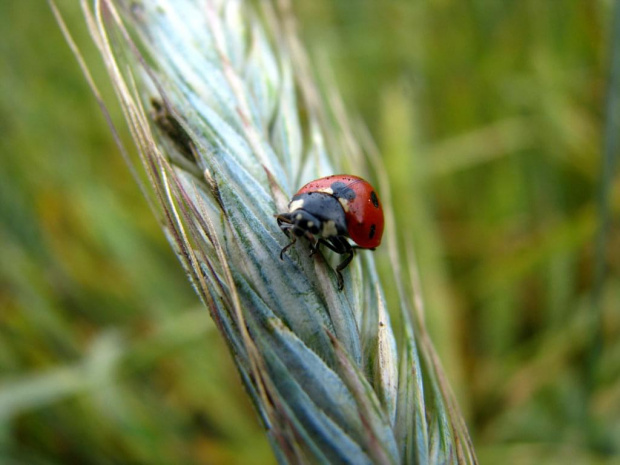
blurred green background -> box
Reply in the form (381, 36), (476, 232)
(1, 1), (618, 464)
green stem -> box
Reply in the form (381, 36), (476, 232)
(587, 0), (620, 452)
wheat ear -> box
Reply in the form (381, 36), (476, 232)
(51, 0), (477, 463)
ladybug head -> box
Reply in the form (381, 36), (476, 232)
(276, 209), (322, 239)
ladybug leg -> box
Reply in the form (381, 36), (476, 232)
(308, 240), (323, 257)
(311, 238), (340, 254)
(309, 243), (318, 256)
(307, 237), (354, 290)
(280, 229), (315, 260)
(309, 236), (336, 256)
(277, 219), (295, 260)
(279, 236), (297, 260)
(334, 249), (354, 291)
(326, 237), (354, 290)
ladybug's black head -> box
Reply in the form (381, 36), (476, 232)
(276, 209), (322, 238)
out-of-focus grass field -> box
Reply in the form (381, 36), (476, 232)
(1, 1), (618, 464)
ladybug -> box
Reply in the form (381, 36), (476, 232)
(276, 174), (384, 290)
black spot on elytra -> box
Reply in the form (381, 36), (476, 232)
(331, 182), (356, 201)
(370, 191), (379, 208)
(369, 224), (376, 239)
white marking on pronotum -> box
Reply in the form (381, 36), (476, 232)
(317, 187), (334, 195)
(289, 199), (304, 212)
(322, 220), (338, 238)
(338, 198), (350, 212)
